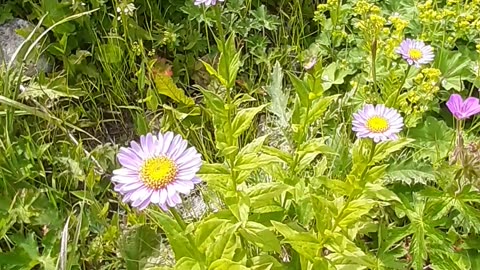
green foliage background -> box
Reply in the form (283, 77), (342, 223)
(2, 0), (480, 269)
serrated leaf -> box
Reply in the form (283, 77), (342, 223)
(266, 61), (289, 127)
(385, 160), (435, 185)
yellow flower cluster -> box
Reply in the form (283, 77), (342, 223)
(384, 15), (409, 58)
(401, 68), (442, 127)
(418, 0), (480, 42)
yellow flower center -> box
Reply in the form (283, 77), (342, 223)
(140, 157), (178, 190)
(408, 49), (423, 60)
(366, 116), (389, 133)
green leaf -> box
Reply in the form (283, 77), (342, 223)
(225, 191), (250, 223)
(409, 116), (454, 163)
(239, 221), (281, 253)
(248, 255), (283, 270)
(271, 221), (322, 261)
(324, 232), (377, 268)
(337, 198), (376, 229)
(205, 223), (242, 264)
(175, 257), (204, 270)
(288, 72), (310, 107)
(321, 62), (355, 90)
(385, 160), (435, 185)
(231, 105), (267, 138)
(119, 225), (161, 270)
(436, 48), (472, 91)
(371, 138), (414, 164)
(147, 210), (199, 261)
(154, 73), (194, 106)
(195, 218), (232, 254)
(97, 43), (123, 64)
(266, 61), (289, 127)
(201, 60), (228, 86)
(364, 183), (401, 202)
(209, 259), (248, 270)
(247, 182), (291, 207)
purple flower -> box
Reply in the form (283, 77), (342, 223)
(111, 132), (202, 211)
(352, 104), (404, 143)
(446, 94), (480, 120)
(194, 0), (224, 7)
(396, 39), (434, 68)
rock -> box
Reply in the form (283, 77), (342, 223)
(0, 18), (52, 76)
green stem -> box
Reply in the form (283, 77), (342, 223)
(371, 38), (377, 93)
(170, 208), (187, 231)
(393, 65), (412, 106)
(214, 5), (224, 38)
(330, 140), (376, 234)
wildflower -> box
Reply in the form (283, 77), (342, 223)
(111, 132), (202, 211)
(194, 0), (224, 7)
(303, 57), (317, 70)
(446, 94), (480, 120)
(117, 2), (136, 20)
(396, 39), (434, 67)
(352, 104), (404, 142)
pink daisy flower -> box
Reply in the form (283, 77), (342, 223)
(352, 104), (404, 143)
(111, 132), (202, 211)
(396, 39), (434, 68)
(446, 94), (480, 120)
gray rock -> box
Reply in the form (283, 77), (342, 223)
(0, 18), (52, 76)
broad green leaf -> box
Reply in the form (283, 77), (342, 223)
(271, 221), (322, 261)
(248, 255), (283, 270)
(225, 191), (250, 223)
(234, 153), (283, 171)
(364, 183), (401, 202)
(238, 135), (268, 156)
(371, 138), (414, 164)
(266, 61), (289, 127)
(239, 221), (281, 252)
(175, 257), (204, 270)
(195, 218), (231, 253)
(209, 259), (248, 270)
(321, 62), (355, 90)
(201, 60), (228, 86)
(147, 210), (198, 261)
(288, 72), (310, 107)
(154, 73), (194, 106)
(324, 232), (377, 269)
(247, 182), (291, 207)
(337, 198), (376, 229)
(205, 223), (242, 265)
(119, 225), (161, 270)
(435, 48), (472, 91)
(306, 94), (340, 125)
(409, 117), (454, 163)
(231, 105), (267, 138)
